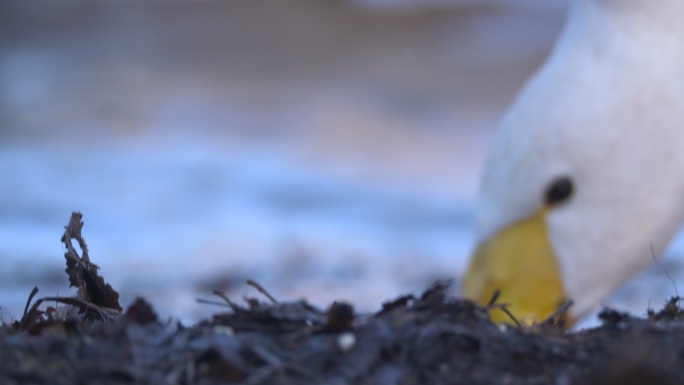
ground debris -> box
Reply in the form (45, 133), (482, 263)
(2, 213), (684, 385)
(11, 212), (121, 336)
(2, 283), (684, 385)
(62, 211), (122, 313)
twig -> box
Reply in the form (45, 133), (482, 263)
(651, 244), (679, 298)
(246, 279), (279, 305)
(485, 289), (521, 327)
(20, 295), (118, 328)
(496, 304), (522, 328)
(487, 290), (501, 307)
(538, 300), (574, 328)
(196, 298), (231, 307)
(23, 286), (39, 318)
(211, 290), (242, 313)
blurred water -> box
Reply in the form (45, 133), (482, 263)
(0, 0), (681, 325)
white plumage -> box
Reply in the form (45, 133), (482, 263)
(471, 0), (684, 320)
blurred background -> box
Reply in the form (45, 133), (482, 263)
(1, 0), (681, 325)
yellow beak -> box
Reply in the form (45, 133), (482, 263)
(462, 209), (569, 325)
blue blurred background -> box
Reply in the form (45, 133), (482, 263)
(1, 0), (680, 324)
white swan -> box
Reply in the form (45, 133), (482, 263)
(463, 0), (684, 325)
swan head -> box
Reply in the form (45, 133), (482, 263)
(462, 0), (684, 325)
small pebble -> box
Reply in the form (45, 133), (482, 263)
(337, 332), (356, 352)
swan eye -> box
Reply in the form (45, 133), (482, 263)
(545, 177), (573, 206)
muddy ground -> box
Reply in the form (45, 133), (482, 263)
(1, 213), (683, 385)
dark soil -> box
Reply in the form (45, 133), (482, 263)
(2, 213), (684, 385)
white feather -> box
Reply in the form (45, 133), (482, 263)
(478, 0), (684, 318)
